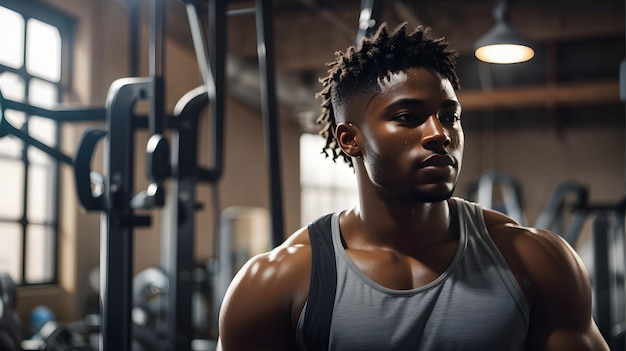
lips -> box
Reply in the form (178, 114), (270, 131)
(420, 154), (456, 169)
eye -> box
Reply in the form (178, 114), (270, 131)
(438, 113), (460, 126)
(393, 112), (422, 124)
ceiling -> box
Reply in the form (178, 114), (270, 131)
(164, 0), (626, 132)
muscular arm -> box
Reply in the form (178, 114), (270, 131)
(484, 210), (609, 351)
(217, 234), (311, 351)
(523, 229), (608, 351)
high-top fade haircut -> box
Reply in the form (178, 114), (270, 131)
(316, 22), (460, 167)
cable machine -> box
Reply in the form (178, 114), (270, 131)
(75, 1), (284, 350)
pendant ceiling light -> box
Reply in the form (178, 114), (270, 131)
(474, 0), (534, 64)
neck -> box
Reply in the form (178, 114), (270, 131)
(359, 196), (451, 236)
(347, 170), (455, 250)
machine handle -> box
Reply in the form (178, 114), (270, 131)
(74, 128), (107, 211)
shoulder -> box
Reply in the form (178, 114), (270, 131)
(221, 225), (313, 312)
(479, 208), (608, 349)
(218, 226), (313, 350)
(480, 207), (587, 295)
(480, 208), (587, 288)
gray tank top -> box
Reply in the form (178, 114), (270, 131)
(296, 197), (529, 350)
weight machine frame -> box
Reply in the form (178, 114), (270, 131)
(1, 1), (285, 350)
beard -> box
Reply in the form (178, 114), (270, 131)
(362, 142), (460, 203)
(407, 186), (456, 203)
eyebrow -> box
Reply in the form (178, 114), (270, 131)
(441, 100), (462, 109)
(384, 98), (461, 111)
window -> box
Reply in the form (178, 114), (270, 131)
(0, 1), (74, 285)
(300, 133), (359, 225)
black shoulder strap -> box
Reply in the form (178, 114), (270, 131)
(302, 213), (337, 351)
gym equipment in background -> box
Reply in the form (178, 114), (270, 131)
(0, 272), (22, 351)
(72, 0), (282, 348)
(466, 170), (525, 224)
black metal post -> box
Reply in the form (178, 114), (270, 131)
(592, 210), (614, 349)
(255, 0), (285, 247)
(161, 87), (209, 351)
(129, 0), (139, 77)
(207, 0), (226, 182)
(149, 0), (165, 136)
(100, 78), (153, 351)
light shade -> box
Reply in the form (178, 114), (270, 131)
(474, 20), (534, 64)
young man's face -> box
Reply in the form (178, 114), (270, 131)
(346, 67), (464, 203)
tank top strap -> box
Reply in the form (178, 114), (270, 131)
(297, 212), (338, 351)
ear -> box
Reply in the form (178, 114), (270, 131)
(335, 122), (362, 158)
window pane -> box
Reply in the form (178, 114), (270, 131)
(0, 222), (23, 283)
(25, 224), (54, 283)
(4, 109), (26, 131)
(0, 72), (26, 154)
(0, 6), (25, 69)
(0, 71), (26, 102)
(26, 18), (61, 82)
(27, 164), (55, 223)
(0, 160), (24, 219)
(1, 110), (27, 159)
(29, 78), (58, 108)
(27, 116), (57, 164)
(0, 125), (24, 159)
(300, 133), (358, 225)
(300, 133), (356, 187)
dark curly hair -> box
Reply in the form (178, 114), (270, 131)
(315, 22), (460, 167)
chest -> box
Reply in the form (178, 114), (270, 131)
(344, 241), (459, 290)
(326, 252), (528, 351)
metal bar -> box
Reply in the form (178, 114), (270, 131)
(100, 77), (153, 351)
(185, 2), (212, 88)
(3, 125), (73, 165)
(161, 86), (209, 351)
(214, 208), (236, 334)
(206, 0), (228, 342)
(474, 171), (524, 225)
(51, 108), (62, 285)
(20, 149), (28, 285)
(618, 209), (626, 351)
(592, 210), (614, 348)
(207, 0), (226, 182)
(563, 210), (589, 246)
(255, 0), (285, 247)
(227, 7), (256, 16)
(150, 0), (165, 136)
(535, 182), (588, 230)
(129, 0), (140, 77)
(612, 207), (626, 350)
(3, 98), (106, 122)
(150, 0), (165, 78)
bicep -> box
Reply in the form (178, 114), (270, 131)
(526, 319), (608, 351)
(524, 230), (609, 351)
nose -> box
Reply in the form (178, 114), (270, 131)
(421, 115), (451, 151)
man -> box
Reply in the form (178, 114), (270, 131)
(217, 23), (609, 350)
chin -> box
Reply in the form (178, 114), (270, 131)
(409, 187), (456, 203)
